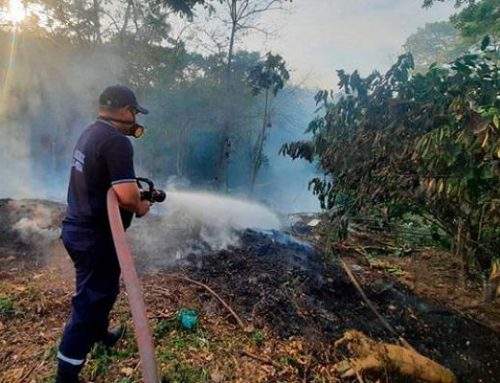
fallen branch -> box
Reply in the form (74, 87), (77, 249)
(171, 274), (245, 329)
(151, 287), (179, 304)
(338, 255), (414, 351)
(240, 349), (281, 369)
(150, 311), (177, 320)
(447, 306), (498, 333)
(0, 351), (12, 366)
(17, 361), (39, 383)
(333, 330), (457, 383)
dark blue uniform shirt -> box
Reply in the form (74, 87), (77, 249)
(63, 119), (135, 231)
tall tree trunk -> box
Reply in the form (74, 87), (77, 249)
(93, 0), (102, 44)
(216, 0), (238, 191)
(176, 124), (188, 177)
(250, 89), (270, 195)
(226, 0), (237, 76)
(120, 1), (132, 43)
(131, 0), (140, 37)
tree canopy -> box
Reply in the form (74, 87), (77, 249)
(282, 37), (499, 270)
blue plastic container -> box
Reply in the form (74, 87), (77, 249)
(178, 308), (198, 330)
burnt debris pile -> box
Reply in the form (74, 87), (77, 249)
(181, 228), (500, 382)
(0, 199), (64, 260)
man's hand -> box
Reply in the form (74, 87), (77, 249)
(136, 200), (151, 218)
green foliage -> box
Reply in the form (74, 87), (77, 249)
(248, 52), (290, 192)
(0, 296), (15, 316)
(156, 327), (212, 382)
(88, 343), (114, 378)
(404, 21), (465, 71)
(422, 0), (475, 8)
(251, 330), (264, 346)
(0, 0), (298, 195)
(42, 343), (58, 361)
(281, 40), (500, 270)
(161, 362), (208, 383)
(162, 0), (217, 19)
(154, 318), (180, 339)
(247, 52), (290, 96)
(451, 0), (500, 39)
(413, 1), (499, 72)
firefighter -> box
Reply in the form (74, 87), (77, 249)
(56, 85), (151, 383)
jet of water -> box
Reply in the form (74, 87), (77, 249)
(128, 190), (282, 270)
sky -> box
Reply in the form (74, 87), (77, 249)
(209, 0), (458, 89)
(1, 0), (458, 90)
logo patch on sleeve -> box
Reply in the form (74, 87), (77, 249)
(72, 149), (85, 172)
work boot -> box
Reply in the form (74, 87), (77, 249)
(55, 370), (82, 383)
(102, 326), (126, 348)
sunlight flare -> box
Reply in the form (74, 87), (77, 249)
(0, 29), (18, 119)
(6, 0), (26, 24)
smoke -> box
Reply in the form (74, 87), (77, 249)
(1, 199), (65, 261)
(13, 216), (60, 245)
(128, 190), (282, 271)
(0, 29), (321, 215)
(252, 87), (321, 213)
(0, 31), (126, 201)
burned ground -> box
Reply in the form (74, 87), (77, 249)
(181, 231), (500, 382)
(0, 199), (499, 382)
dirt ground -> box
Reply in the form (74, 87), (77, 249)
(0, 199), (499, 383)
(337, 230), (500, 334)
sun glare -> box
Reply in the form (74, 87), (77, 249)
(7, 0), (26, 23)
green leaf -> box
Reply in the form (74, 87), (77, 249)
(480, 35), (491, 51)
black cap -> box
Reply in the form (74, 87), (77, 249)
(98, 85), (149, 114)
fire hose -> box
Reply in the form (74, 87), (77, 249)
(106, 178), (166, 383)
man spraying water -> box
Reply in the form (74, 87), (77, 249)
(56, 85), (153, 383)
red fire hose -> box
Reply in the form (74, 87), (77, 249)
(107, 189), (159, 383)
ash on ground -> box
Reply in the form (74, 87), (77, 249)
(177, 228), (500, 382)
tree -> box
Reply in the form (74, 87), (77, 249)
(9, 0), (173, 48)
(422, 0), (475, 8)
(162, 0), (213, 19)
(404, 21), (465, 71)
(247, 52), (289, 194)
(214, 0), (293, 191)
(0, 0), (298, 198)
(451, 0), (500, 40)
(422, 0), (499, 42)
(281, 40), (500, 297)
(411, 0), (499, 73)
(166, 0), (293, 191)
(0, 0), (194, 182)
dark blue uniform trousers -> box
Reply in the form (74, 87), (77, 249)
(57, 225), (121, 376)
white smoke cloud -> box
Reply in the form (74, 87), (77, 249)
(13, 216), (60, 244)
(7, 200), (63, 252)
(128, 190), (282, 270)
(0, 36), (126, 200)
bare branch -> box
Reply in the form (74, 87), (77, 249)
(237, 23), (270, 36)
(240, 0), (287, 20)
(100, 9), (121, 35)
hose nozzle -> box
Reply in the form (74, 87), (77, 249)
(136, 177), (166, 203)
